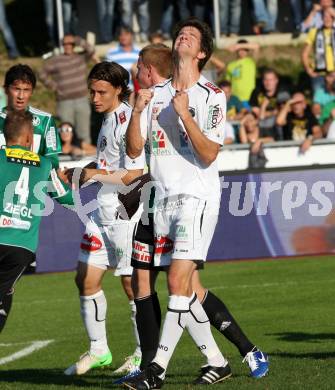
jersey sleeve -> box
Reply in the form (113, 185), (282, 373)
(48, 168), (74, 207)
(43, 116), (62, 168)
(203, 91), (226, 146)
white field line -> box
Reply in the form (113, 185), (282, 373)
(12, 278), (335, 306)
(0, 340), (54, 366)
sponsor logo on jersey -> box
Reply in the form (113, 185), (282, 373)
(152, 106), (160, 120)
(116, 247), (124, 258)
(204, 82), (222, 94)
(99, 136), (107, 152)
(132, 240), (153, 263)
(152, 130), (166, 149)
(4, 203), (33, 219)
(46, 127), (57, 150)
(32, 115), (41, 126)
(5, 148), (40, 166)
(207, 104), (223, 130)
(0, 215), (31, 230)
(175, 225), (188, 239)
(80, 233), (102, 252)
(189, 107), (196, 117)
(99, 158), (107, 168)
(119, 111), (126, 124)
(154, 235), (173, 254)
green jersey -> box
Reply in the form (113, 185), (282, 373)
(0, 146), (73, 253)
(0, 106), (62, 167)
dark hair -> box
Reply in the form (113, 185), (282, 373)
(4, 64), (36, 89)
(262, 67), (278, 79)
(4, 110), (33, 143)
(149, 31), (164, 43)
(172, 17), (213, 71)
(118, 25), (134, 35)
(140, 43), (172, 79)
(88, 61), (131, 102)
(219, 80), (231, 88)
(237, 39), (248, 44)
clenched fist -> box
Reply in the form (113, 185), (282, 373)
(133, 88), (153, 113)
(172, 90), (190, 120)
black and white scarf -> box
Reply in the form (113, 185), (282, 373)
(315, 28), (335, 72)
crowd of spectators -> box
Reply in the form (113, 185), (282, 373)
(2, 0), (335, 161)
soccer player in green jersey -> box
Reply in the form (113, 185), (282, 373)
(0, 64), (61, 168)
(0, 110), (73, 332)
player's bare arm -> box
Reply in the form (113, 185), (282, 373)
(173, 90), (220, 166)
(126, 89), (152, 158)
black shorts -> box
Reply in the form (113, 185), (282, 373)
(131, 213), (155, 270)
(0, 244), (35, 299)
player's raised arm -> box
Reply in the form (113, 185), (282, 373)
(126, 89), (152, 158)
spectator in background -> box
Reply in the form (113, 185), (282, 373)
(44, 0), (78, 48)
(58, 121), (96, 157)
(220, 80), (248, 121)
(250, 68), (289, 139)
(302, 7), (335, 92)
(322, 106), (335, 138)
(290, 0), (313, 38)
(319, 98), (335, 134)
(301, 0), (334, 32)
(219, 0), (241, 36)
(62, 0), (78, 35)
(39, 34), (96, 146)
(223, 122), (235, 144)
(239, 112), (273, 168)
(148, 31), (165, 44)
(276, 92), (322, 153)
(96, 0), (116, 43)
(159, 0), (190, 40)
(105, 26), (140, 93)
(312, 70), (335, 118)
(226, 39), (259, 107)
(120, 0), (149, 42)
(240, 112), (276, 144)
(251, 0), (278, 34)
(0, 0), (20, 59)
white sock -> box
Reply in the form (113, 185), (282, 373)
(153, 295), (189, 371)
(129, 300), (142, 357)
(80, 290), (109, 356)
(187, 293), (228, 367)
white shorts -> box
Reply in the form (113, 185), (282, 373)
(153, 195), (220, 267)
(78, 211), (137, 276)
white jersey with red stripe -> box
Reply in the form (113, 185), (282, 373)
(140, 76), (226, 201)
(96, 101), (133, 224)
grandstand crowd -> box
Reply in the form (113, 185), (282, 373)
(1, 0), (335, 158)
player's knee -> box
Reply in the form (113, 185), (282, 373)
(168, 275), (189, 295)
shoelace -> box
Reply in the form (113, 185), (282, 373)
(242, 352), (258, 371)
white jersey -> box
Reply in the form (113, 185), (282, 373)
(96, 101), (132, 224)
(140, 76), (226, 201)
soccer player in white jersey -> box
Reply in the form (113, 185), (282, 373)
(64, 62), (144, 376)
(124, 18), (243, 388)
(117, 43), (269, 386)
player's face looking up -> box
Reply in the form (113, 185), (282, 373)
(136, 57), (151, 89)
(6, 81), (33, 111)
(89, 79), (122, 114)
(174, 26), (203, 58)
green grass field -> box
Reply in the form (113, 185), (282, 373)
(0, 256), (334, 389)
